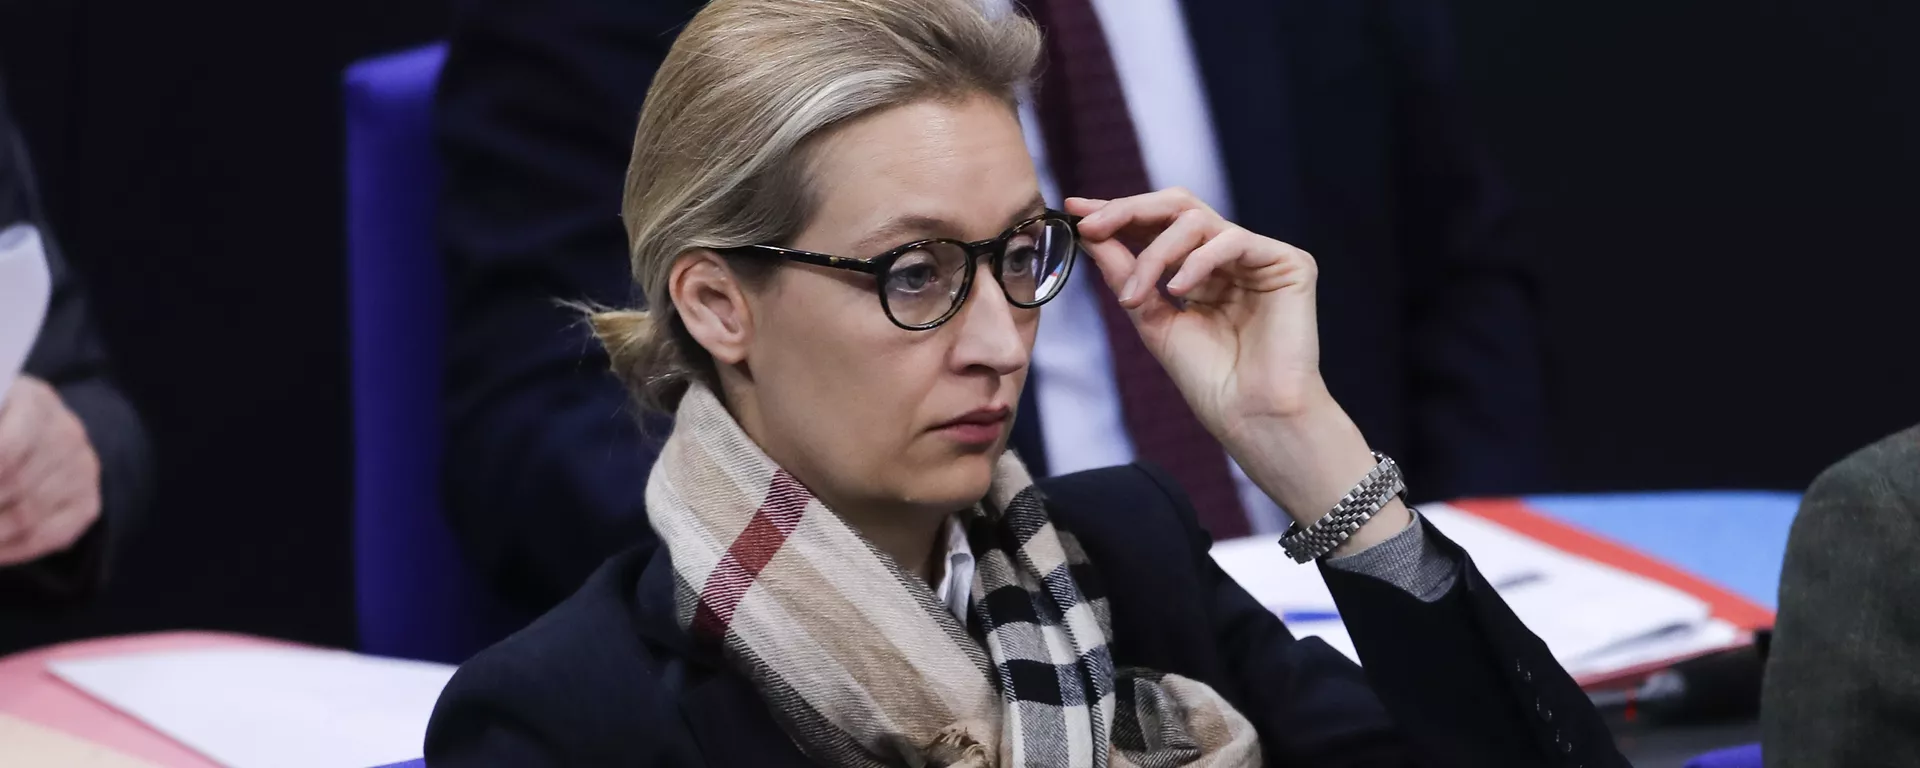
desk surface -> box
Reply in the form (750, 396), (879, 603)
(0, 632), (270, 767)
(1, 492), (1795, 767)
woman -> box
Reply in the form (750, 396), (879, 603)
(426, 0), (1627, 765)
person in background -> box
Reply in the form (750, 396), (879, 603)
(0, 77), (152, 611)
(436, 0), (1547, 614)
(1762, 423), (1920, 768)
(427, 2), (1621, 764)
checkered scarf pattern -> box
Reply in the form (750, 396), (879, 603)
(647, 385), (1260, 767)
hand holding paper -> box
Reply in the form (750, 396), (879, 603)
(0, 222), (101, 567)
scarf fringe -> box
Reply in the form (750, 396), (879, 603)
(926, 720), (995, 768)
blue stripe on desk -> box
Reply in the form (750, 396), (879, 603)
(1522, 491), (1800, 610)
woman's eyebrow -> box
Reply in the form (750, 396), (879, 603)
(850, 213), (952, 255)
(851, 196), (1050, 255)
(1015, 194), (1047, 220)
(989, 196), (1051, 236)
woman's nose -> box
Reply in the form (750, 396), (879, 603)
(948, 262), (1029, 375)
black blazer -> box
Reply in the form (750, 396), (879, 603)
(0, 76), (152, 613)
(435, 0), (1548, 615)
(426, 464), (1624, 767)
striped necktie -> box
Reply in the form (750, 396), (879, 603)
(1023, 0), (1252, 540)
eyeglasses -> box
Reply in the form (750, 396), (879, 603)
(716, 211), (1080, 330)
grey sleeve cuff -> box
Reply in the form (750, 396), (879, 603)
(1322, 509), (1458, 602)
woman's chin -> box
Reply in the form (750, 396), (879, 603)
(902, 454), (999, 511)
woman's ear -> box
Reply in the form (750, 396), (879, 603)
(668, 251), (755, 365)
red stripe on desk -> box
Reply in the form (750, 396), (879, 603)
(1447, 498), (1774, 630)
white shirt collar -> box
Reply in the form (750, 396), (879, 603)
(930, 514), (976, 622)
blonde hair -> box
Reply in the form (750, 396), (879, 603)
(589, 0), (1043, 413)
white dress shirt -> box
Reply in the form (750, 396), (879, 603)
(1016, 0), (1292, 535)
(932, 514), (977, 620)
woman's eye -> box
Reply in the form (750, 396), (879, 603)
(1003, 243), (1039, 277)
(888, 259), (941, 294)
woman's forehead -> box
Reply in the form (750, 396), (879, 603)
(800, 98), (1040, 251)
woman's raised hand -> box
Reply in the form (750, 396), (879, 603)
(1068, 189), (1410, 550)
(1067, 189), (1322, 441)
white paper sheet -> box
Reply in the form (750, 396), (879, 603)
(49, 647), (456, 768)
(0, 223), (53, 407)
(1210, 502), (1715, 676)
(1560, 618), (1744, 681)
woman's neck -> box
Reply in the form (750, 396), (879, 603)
(833, 500), (951, 585)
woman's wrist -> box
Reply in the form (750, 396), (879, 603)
(1219, 378), (1414, 556)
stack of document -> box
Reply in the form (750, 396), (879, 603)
(1211, 503), (1750, 686)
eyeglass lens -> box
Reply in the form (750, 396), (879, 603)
(879, 218), (1075, 327)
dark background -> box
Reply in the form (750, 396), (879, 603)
(0, 0), (1914, 650)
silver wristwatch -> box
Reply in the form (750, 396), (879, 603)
(1278, 451), (1406, 563)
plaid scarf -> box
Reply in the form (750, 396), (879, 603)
(648, 385), (1261, 767)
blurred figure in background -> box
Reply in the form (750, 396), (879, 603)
(1763, 423), (1920, 768)
(436, 0), (1547, 613)
(0, 76), (152, 611)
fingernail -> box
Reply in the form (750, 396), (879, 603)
(1121, 276), (1140, 302)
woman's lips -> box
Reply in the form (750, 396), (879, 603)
(933, 406), (1012, 446)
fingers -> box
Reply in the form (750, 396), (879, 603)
(0, 445), (101, 566)
(1062, 197), (1109, 217)
(1071, 190), (1227, 306)
(1166, 226), (1253, 298)
(1072, 187), (1213, 242)
(0, 380), (99, 560)
(0, 504), (21, 544)
(1072, 185), (1313, 315)
(1171, 230), (1318, 300)
(1123, 209), (1221, 307)
(0, 457), (59, 546)
(1078, 232), (1180, 329)
(0, 497), (99, 567)
(0, 384), (40, 484)
(1078, 234), (1138, 299)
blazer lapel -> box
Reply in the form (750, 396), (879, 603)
(630, 544), (813, 767)
(1177, 0), (1305, 243)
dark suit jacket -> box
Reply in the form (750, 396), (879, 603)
(0, 77), (152, 611)
(427, 464), (1622, 767)
(435, 0), (1548, 613)
(1762, 424), (1920, 768)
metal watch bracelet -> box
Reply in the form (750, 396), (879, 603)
(1278, 451), (1407, 563)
